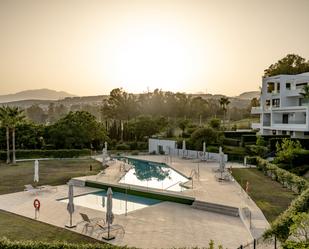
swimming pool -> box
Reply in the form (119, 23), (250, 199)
(118, 158), (189, 192)
(59, 190), (161, 215)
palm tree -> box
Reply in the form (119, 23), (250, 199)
(300, 85), (309, 105)
(0, 106), (12, 164)
(219, 97), (230, 128)
(8, 107), (25, 164)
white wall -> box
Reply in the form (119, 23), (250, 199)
(148, 139), (177, 154)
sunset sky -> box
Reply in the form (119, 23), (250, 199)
(1, 0), (309, 96)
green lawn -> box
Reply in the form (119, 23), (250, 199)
(232, 168), (297, 222)
(0, 159), (102, 195)
(0, 159), (103, 243)
(0, 210), (100, 244)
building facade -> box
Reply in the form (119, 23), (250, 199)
(251, 72), (309, 138)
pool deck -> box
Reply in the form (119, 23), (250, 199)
(0, 155), (270, 249)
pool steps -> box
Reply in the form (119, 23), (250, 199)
(192, 200), (239, 217)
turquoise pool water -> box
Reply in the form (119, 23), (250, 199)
(60, 191), (161, 215)
(118, 158), (189, 192)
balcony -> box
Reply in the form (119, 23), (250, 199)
(286, 88), (301, 97)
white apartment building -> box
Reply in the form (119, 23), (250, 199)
(251, 72), (309, 138)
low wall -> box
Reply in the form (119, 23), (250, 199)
(85, 180), (195, 205)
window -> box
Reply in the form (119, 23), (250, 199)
(282, 131), (287, 135)
(296, 82), (308, 89)
(267, 82), (275, 93)
(286, 83), (291, 90)
(277, 83), (280, 93)
(304, 132), (309, 136)
(266, 100), (270, 106)
(272, 99), (280, 107)
(272, 130), (276, 135)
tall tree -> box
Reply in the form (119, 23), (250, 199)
(264, 54), (309, 77)
(0, 106), (12, 163)
(0, 106), (25, 164)
(300, 85), (309, 100)
(8, 107), (25, 164)
(219, 97), (230, 128)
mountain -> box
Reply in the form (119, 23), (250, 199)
(236, 91), (260, 100)
(0, 89), (76, 103)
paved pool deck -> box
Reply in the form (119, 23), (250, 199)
(0, 155), (270, 249)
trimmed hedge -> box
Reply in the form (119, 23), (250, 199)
(0, 238), (224, 249)
(256, 158), (308, 194)
(255, 158), (309, 241)
(0, 238), (129, 249)
(0, 149), (91, 160)
(282, 241), (309, 249)
(240, 135), (257, 146)
(223, 138), (240, 146)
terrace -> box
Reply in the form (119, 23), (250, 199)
(0, 156), (271, 248)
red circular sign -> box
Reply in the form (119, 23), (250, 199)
(33, 199), (40, 210)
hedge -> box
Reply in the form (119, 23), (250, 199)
(223, 131), (255, 139)
(256, 158), (309, 194)
(282, 241), (309, 249)
(0, 238), (129, 249)
(240, 135), (257, 146)
(0, 238), (224, 249)
(255, 158), (309, 241)
(223, 138), (240, 146)
(0, 149), (91, 160)
(264, 188), (309, 241)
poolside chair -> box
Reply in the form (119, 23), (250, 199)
(78, 213), (105, 233)
(40, 185), (58, 192)
(95, 223), (124, 236)
(24, 184), (41, 194)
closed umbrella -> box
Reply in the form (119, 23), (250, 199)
(103, 187), (115, 240)
(182, 140), (186, 157)
(203, 142), (206, 159)
(34, 160), (39, 183)
(219, 150), (225, 179)
(65, 184), (76, 228)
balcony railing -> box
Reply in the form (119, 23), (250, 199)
(273, 120), (306, 125)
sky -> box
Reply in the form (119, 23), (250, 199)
(0, 0), (309, 97)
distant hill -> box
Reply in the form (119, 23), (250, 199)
(236, 91), (260, 100)
(0, 89), (75, 103)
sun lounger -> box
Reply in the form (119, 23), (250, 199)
(95, 223), (124, 235)
(24, 184), (41, 194)
(39, 185), (58, 192)
(78, 213), (105, 232)
(24, 184), (57, 194)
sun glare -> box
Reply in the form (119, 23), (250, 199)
(93, 22), (209, 93)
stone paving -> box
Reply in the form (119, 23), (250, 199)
(0, 155), (270, 249)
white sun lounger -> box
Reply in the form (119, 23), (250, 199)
(24, 184), (57, 194)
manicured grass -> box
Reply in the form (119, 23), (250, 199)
(0, 210), (100, 244)
(0, 159), (102, 195)
(228, 118), (259, 129)
(0, 159), (103, 243)
(232, 168), (297, 222)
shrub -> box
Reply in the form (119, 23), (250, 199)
(256, 157), (309, 241)
(283, 241), (309, 249)
(246, 156), (258, 165)
(115, 143), (130, 150)
(240, 135), (257, 146)
(246, 145), (268, 157)
(0, 238), (129, 249)
(223, 138), (240, 146)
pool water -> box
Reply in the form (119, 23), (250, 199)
(119, 158), (189, 192)
(60, 191), (161, 215)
